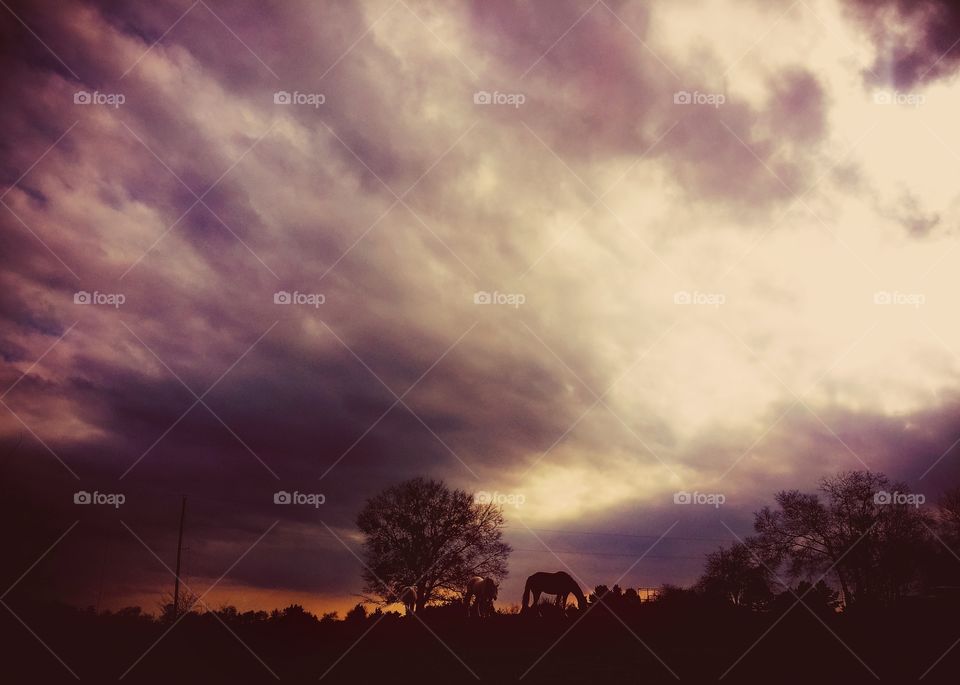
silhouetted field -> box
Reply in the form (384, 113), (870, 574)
(5, 596), (960, 684)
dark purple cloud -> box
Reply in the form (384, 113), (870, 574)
(2, 0), (960, 617)
(844, 0), (960, 87)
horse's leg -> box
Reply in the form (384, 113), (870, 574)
(532, 590), (542, 615)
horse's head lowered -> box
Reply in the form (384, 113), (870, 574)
(485, 578), (498, 601)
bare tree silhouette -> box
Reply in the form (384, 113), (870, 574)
(753, 470), (931, 605)
(356, 477), (510, 612)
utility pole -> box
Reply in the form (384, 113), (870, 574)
(172, 496), (187, 619)
(94, 536), (109, 614)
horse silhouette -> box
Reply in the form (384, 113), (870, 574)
(398, 586), (417, 616)
(521, 571), (586, 615)
(464, 576), (498, 617)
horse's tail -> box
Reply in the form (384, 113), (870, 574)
(522, 576), (532, 608)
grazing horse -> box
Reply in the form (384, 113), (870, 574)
(398, 586), (417, 616)
(521, 571), (586, 615)
(464, 576), (498, 617)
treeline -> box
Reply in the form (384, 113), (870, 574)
(76, 469), (960, 623)
(693, 470), (960, 611)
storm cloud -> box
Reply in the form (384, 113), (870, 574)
(3, 0), (960, 614)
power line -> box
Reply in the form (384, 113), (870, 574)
(505, 526), (732, 543)
(107, 488), (739, 543)
(117, 486), (258, 510)
(173, 496), (187, 619)
(511, 547), (706, 560)
(106, 486), (738, 552)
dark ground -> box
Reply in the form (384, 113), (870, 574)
(3, 597), (960, 684)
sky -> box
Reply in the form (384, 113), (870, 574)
(3, 0), (960, 617)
